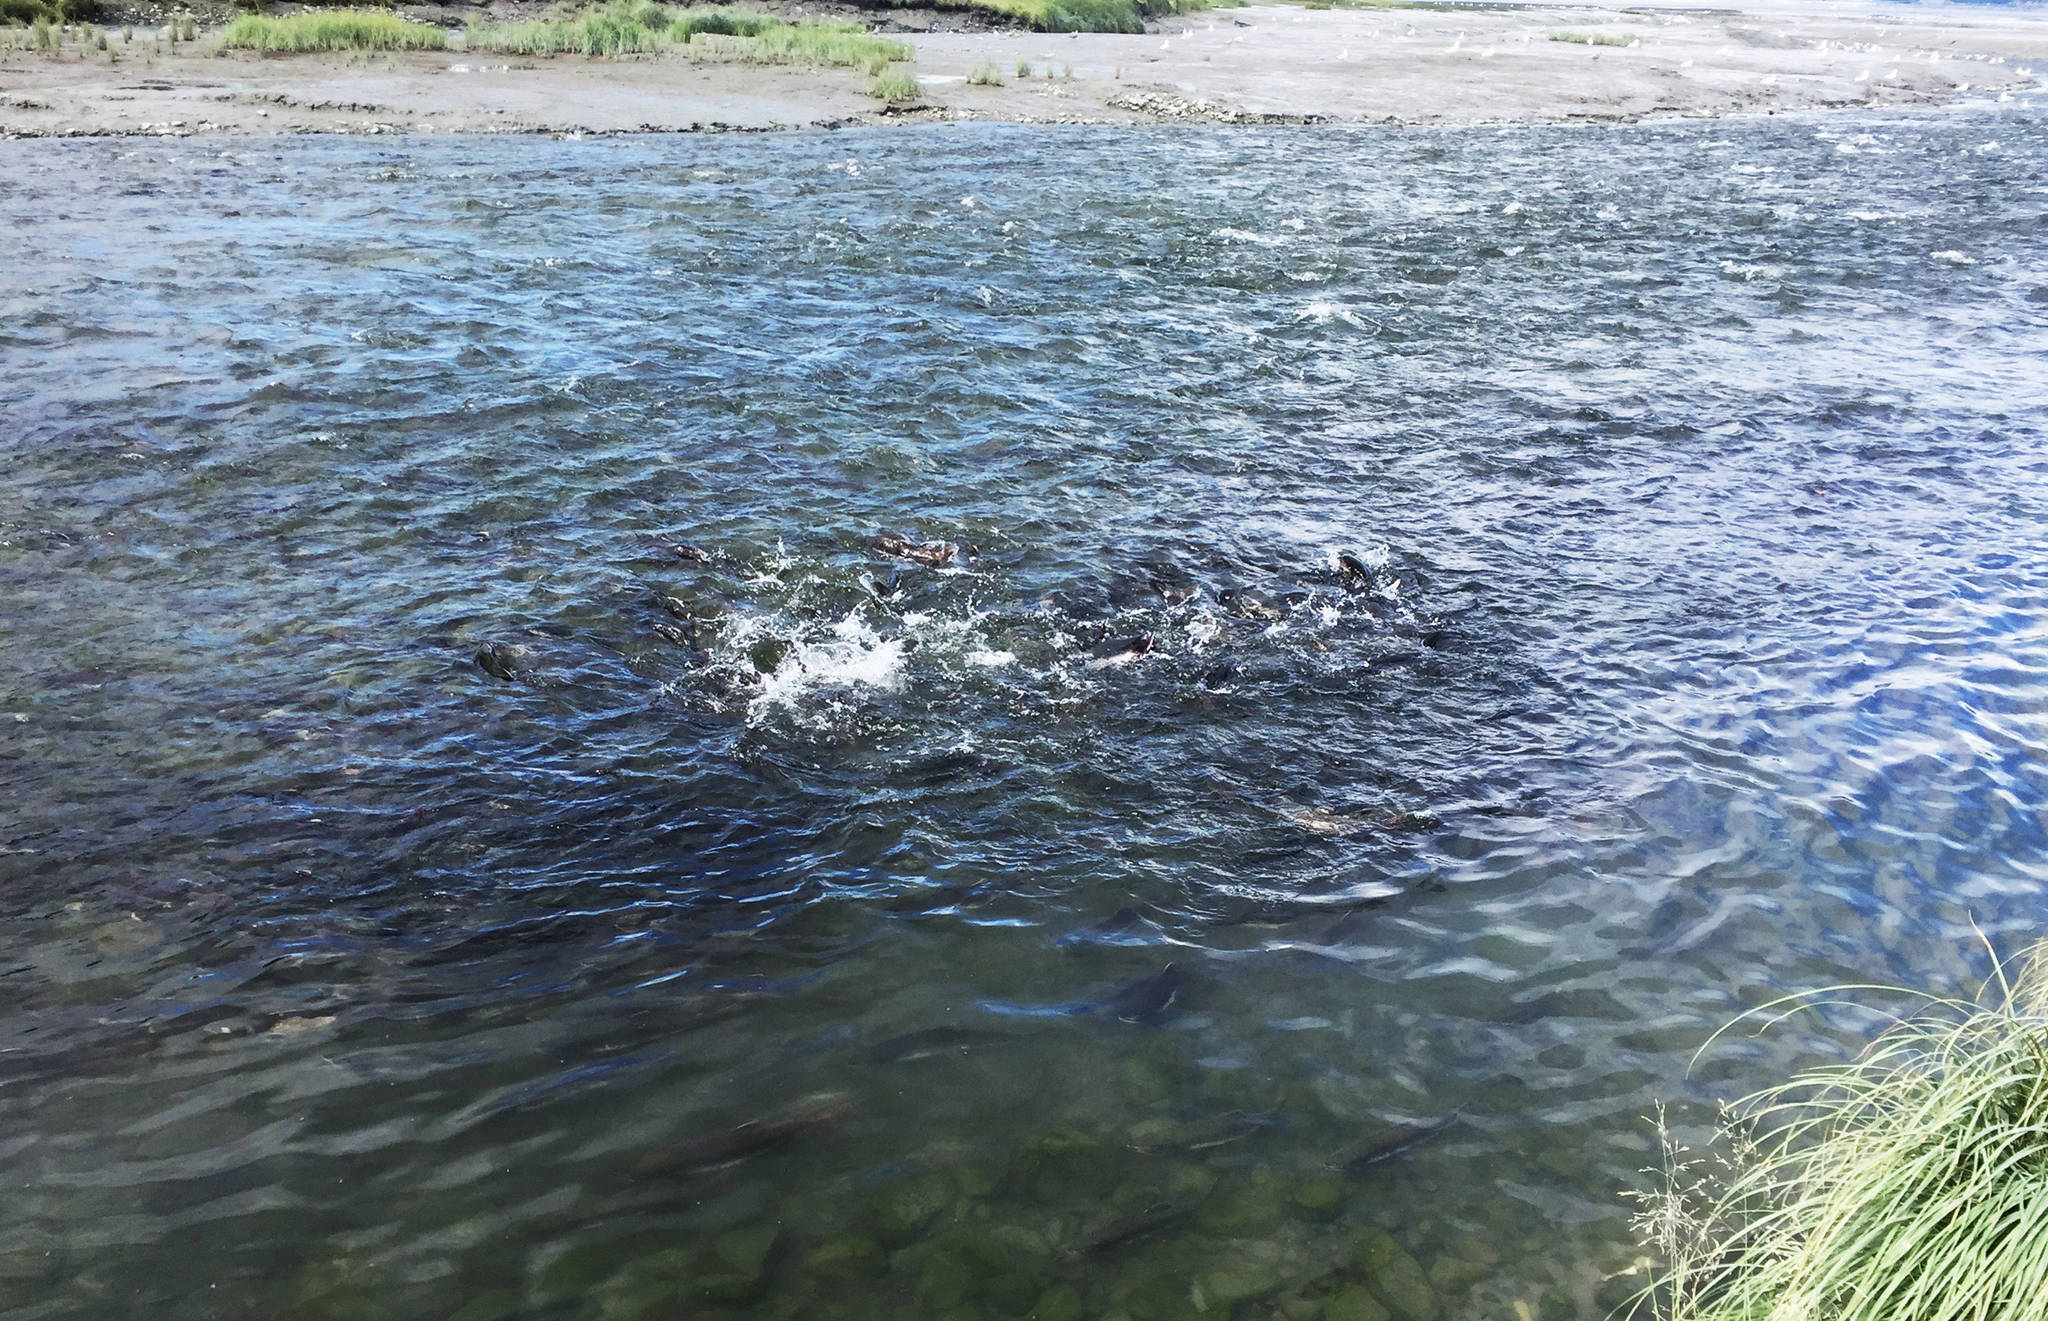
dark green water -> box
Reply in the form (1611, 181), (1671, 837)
(4, 111), (2048, 1321)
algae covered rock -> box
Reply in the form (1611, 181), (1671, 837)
(871, 1169), (956, 1245)
(919, 1251), (981, 1309)
(1426, 1254), (1488, 1297)
(694, 1226), (781, 1303)
(1354, 1231), (1438, 1321)
(1010, 1128), (1125, 1203)
(1325, 1285), (1392, 1321)
(1194, 1172), (1291, 1235)
(1293, 1176), (1345, 1217)
(444, 1290), (520, 1321)
(804, 1233), (887, 1280)
(1122, 1273), (1190, 1321)
(1201, 1257), (1289, 1309)
(1027, 1283), (1085, 1321)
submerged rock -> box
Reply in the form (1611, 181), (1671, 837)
(1027, 1284), (1084, 1321)
(1325, 1285), (1393, 1321)
(1201, 1256), (1290, 1310)
(1195, 1172), (1290, 1236)
(1355, 1231), (1439, 1321)
(870, 1169), (956, 1246)
(473, 641), (532, 682)
(1294, 1176), (1345, 1217)
(1122, 1272), (1191, 1321)
(804, 1234), (886, 1281)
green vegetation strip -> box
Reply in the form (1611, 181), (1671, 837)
(1638, 945), (2048, 1321)
(223, 11), (447, 50)
(465, 3), (914, 86)
(865, 0), (1216, 36)
(1548, 30), (1634, 47)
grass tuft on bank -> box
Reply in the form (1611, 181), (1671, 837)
(223, 10), (447, 50)
(1549, 30), (1635, 47)
(467, 0), (668, 55)
(865, 0), (1218, 35)
(467, 3), (912, 85)
(1636, 944), (2048, 1321)
(869, 67), (920, 103)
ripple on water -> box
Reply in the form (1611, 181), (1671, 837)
(2, 113), (2047, 1319)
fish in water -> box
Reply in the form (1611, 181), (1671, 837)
(867, 1025), (1015, 1065)
(1337, 1110), (1461, 1177)
(1336, 551), (1372, 584)
(1078, 1196), (1202, 1255)
(632, 1092), (854, 1177)
(651, 622), (695, 649)
(1126, 1107), (1283, 1155)
(869, 534), (955, 568)
(473, 641), (532, 682)
(1086, 634), (1156, 670)
(859, 570), (904, 604)
(1281, 805), (1443, 838)
(1057, 905), (1151, 949)
(1221, 590), (1283, 623)
(665, 539), (711, 563)
(1108, 963), (1185, 1025)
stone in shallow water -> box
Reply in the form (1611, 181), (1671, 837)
(443, 1289), (519, 1321)
(1354, 1231), (1439, 1321)
(1325, 1285), (1393, 1321)
(1027, 1283), (1085, 1321)
(804, 1233), (886, 1280)
(1202, 1256), (1290, 1309)
(1010, 1129), (1124, 1203)
(1294, 1176), (1345, 1217)
(1122, 1273), (1191, 1321)
(919, 1252), (981, 1309)
(1195, 1172), (1291, 1235)
(1427, 1254), (1488, 1297)
(984, 1269), (1042, 1315)
(712, 1225), (781, 1280)
(871, 1169), (956, 1245)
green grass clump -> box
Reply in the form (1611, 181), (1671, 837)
(666, 3), (779, 39)
(1, 0), (100, 24)
(869, 67), (920, 103)
(468, 1), (665, 55)
(468, 3), (909, 69)
(966, 57), (1003, 84)
(865, 0), (1215, 36)
(1549, 29), (1634, 47)
(223, 10), (446, 50)
(1637, 945), (2048, 1321)
(682, 20), (910, 75)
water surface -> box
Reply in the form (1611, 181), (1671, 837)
(5, 113), (2048, 1320)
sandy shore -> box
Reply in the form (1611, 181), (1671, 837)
(3, 1), (2047, 137)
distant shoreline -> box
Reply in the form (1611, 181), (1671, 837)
(4, 0), (2046, 139)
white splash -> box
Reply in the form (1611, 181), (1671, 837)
(749, 614), (906, 720)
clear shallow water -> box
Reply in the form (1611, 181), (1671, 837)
(4, 113), (2048, 1321)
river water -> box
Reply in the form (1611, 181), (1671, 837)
(4, 111), (2047, 1321)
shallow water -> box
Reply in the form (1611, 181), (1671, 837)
(4, 112), (2048, 1321)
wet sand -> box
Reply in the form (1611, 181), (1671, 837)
(2, 0), (2046, 137)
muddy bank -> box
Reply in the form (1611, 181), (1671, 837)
(2, 1), (2046, 137)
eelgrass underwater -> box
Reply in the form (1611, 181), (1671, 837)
(1635, 942), (2048, 1321)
